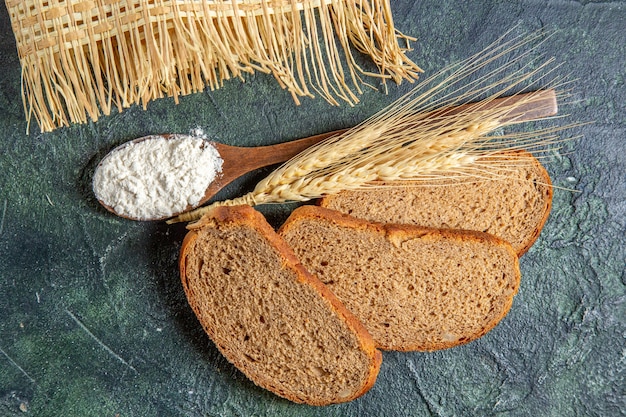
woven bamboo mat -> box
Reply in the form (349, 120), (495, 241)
(5, 0), (421, 132)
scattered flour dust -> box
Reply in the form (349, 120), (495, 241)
(93, 131), (223, 220)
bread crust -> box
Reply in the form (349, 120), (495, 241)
(318, 149), (552, 256)
(180, 205), (381, 405)
(280, 205), (521, 351)
(516, 151), (553, 255)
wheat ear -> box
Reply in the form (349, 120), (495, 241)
(170, 30), (574, 224)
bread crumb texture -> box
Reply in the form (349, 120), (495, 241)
(319, 151), (552, 256)
(180, 206), (380, 405)
(280, 206), (521, 351)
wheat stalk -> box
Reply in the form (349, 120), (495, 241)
(170, 30), (576, 224)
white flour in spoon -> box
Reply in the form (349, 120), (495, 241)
(93, 134), (223, 220)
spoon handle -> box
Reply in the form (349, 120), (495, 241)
(214, 129), (347, 177)
(244, 130), (347, 168)
(204, 130), (346, 202)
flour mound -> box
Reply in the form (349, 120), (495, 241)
(93, 134), (223, 220)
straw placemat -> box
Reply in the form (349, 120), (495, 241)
(5, 0), (422, 132)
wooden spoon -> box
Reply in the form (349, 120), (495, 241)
(93, 129), (343, 221)
(94, 89), (557, 221)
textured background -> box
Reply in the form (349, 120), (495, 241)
(1, 1), (624, 416)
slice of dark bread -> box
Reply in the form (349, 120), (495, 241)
(279, 205), (521, 351)
(179, 205), (382, 405)
(318, 150), (552, 256)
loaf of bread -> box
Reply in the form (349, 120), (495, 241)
(318, 150), (552, 256)
(279, 206), (521, 351)
(179, 205), (382, 405)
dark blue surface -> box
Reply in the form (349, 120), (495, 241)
(0, 2), (624, 416)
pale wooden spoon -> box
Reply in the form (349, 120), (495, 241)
(94, 89), (557, 221)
